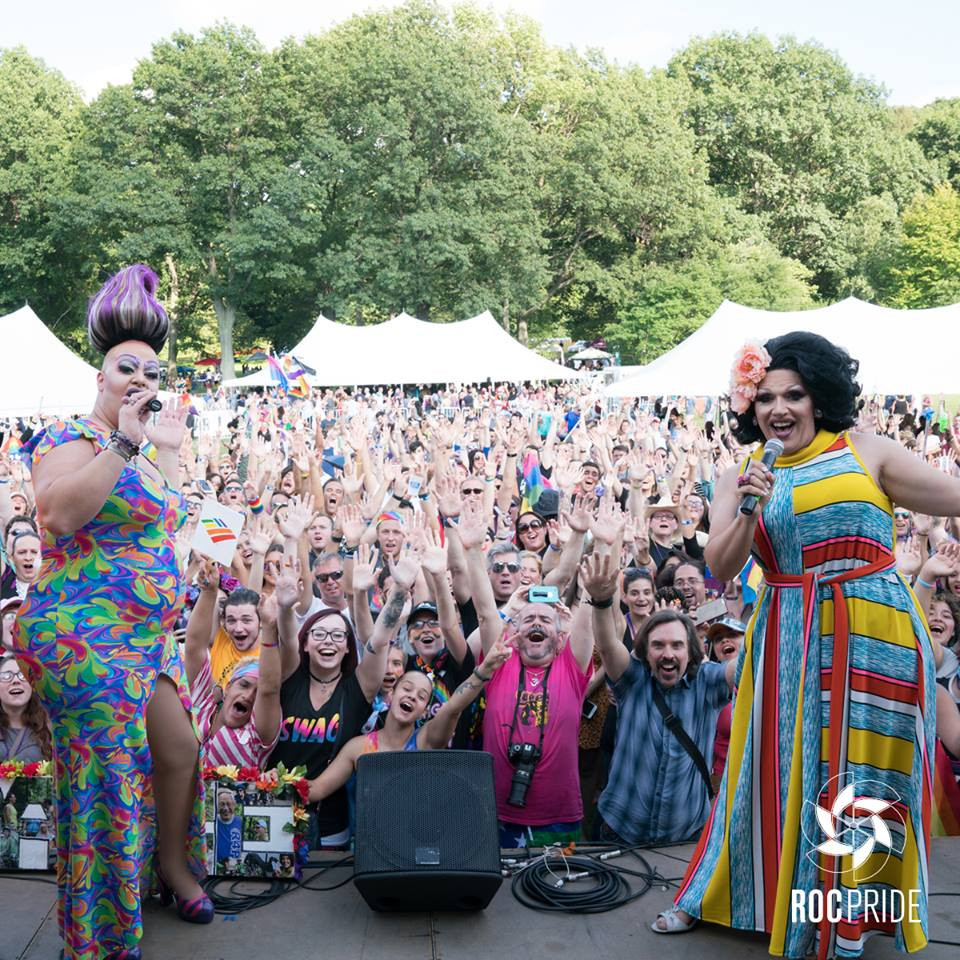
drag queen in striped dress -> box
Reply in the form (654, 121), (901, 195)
(658, 333), (959, 959)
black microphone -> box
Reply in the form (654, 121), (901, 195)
(147, 398), (163, 412)
(739, 438), (784, 516)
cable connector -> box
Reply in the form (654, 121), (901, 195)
(598, 848), (624, 861)
(565, 870), (591, 881)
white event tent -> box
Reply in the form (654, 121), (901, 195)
(222, 311), (581, 388)
(605, 298), (960, 398)
(0, 305), (99, 416)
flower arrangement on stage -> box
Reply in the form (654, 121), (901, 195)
(0, 760), (52, 780)
(729, 340), (772, 413)
(202, 762), (311, 868)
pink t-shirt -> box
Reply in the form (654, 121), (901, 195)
(192, 655), (280, 769)
(482, 640), (592, 825)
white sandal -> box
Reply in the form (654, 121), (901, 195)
(651, 907), (697, 934)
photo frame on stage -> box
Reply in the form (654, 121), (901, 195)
(204, 766), (307, 882)
(0, 764), (55, 873)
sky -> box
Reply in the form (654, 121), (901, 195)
(5, 0), (959, 107)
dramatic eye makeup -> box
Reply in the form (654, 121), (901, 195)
(116, 354), (161, 380)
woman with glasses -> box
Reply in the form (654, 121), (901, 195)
(268, 542), (423, 848)
(0, 652), (51, 762)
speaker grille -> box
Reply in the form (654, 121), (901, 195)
(354, 750), (500, 875)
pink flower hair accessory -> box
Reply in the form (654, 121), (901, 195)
(729, 340), (772, 414)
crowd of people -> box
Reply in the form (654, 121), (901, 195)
(1, 264), (959, 960)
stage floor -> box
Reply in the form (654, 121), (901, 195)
(8, 838), (959, 960)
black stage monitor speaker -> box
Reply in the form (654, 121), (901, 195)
(353, 750), (503, 911)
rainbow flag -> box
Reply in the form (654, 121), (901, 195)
(739, 556), (764, 605)
(519, 450), (552, 515)
(932, 742), (960, 836)
(267, 352), (289, 392)
(1, 433), (20, 456)
(282, 354), (310, 399)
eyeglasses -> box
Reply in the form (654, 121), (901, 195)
(308, 628), (348, 643)
(491, 562), (520, 574)
(224, 485), (244, 493)
(517, 520), (544, 534)
(315, 571), (344, 583)
(409, 618), (440, 630)
(0, 670), (25, 683)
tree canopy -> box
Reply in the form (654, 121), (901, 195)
(0, 3), (954, 373)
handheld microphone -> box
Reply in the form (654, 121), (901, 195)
(147, 398), (163, 413)
(739, 438), (784, 516)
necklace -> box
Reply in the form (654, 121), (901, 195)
(310, 670), (342, 686)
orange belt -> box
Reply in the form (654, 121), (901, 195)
(764, 555), (897, 959)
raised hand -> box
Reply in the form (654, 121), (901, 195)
(390, 538), (424, 591)
(421, 527), (447, 576)
(197, 558), (220, 593)
(249, 514), (276, 556)
(352, 543), (380, 593)
(272, 564), (300, 612)
(338, 503), (367, 545)
(434, 472), (463, 518)
(565, 494), (593, 535)
(580, 553), (618, 602)
(457, 499), (488, 550)
(479, 635), (513, 677)
(895, 535), (923, 578)
(259, 591), (280, 627)
(279, 493), (316, 541)
(921, 540), (960, 580)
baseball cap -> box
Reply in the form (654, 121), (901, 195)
(406, 602), (438, 627)
(532, 489), (560, 520)
(707, 617), (746, 643)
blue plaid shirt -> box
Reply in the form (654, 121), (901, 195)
(598, 658), (730, 844)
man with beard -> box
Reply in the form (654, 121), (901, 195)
(460, 501), (593, 847)
(581, 554), (734, 851)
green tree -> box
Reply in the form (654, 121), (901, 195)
(0, 47), (83, 319)
(130, 24), (325, 378)
(910, 98), (960, 188)
(601, 240), (814, 363)
(884, 183), (960, 308)
(276, 1), (546, 331)
(667, 33), (939, 297)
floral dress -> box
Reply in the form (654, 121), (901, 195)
(14, 418), (205, 960)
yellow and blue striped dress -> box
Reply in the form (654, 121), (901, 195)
(676, 431), (936, 959)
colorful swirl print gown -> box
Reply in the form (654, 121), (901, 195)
(676, 431), (936, 960)
(14, 418), (205, 960)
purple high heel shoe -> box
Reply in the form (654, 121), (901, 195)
(157, 872), (215, 924)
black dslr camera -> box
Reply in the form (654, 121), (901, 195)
(506, 742), (541, 808)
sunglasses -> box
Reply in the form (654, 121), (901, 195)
(315, 570), (344, 583)
(491, 562), (520, 574)
(462, 487), (484, 496)
(893, 512), (910, 520)
(517, 520), (544, 534)
(224, 485), (244, 493)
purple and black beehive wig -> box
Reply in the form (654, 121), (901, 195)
(87, 263), (169, 355)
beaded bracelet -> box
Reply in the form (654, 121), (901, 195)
(106, 431), (140, 462)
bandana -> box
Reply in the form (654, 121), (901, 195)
(377, 511), (402, 527)
(228, 656), (259, 686)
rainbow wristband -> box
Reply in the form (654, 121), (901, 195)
(247, 495), (263, 515)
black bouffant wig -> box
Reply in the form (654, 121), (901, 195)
(730, 332), (861, 445)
